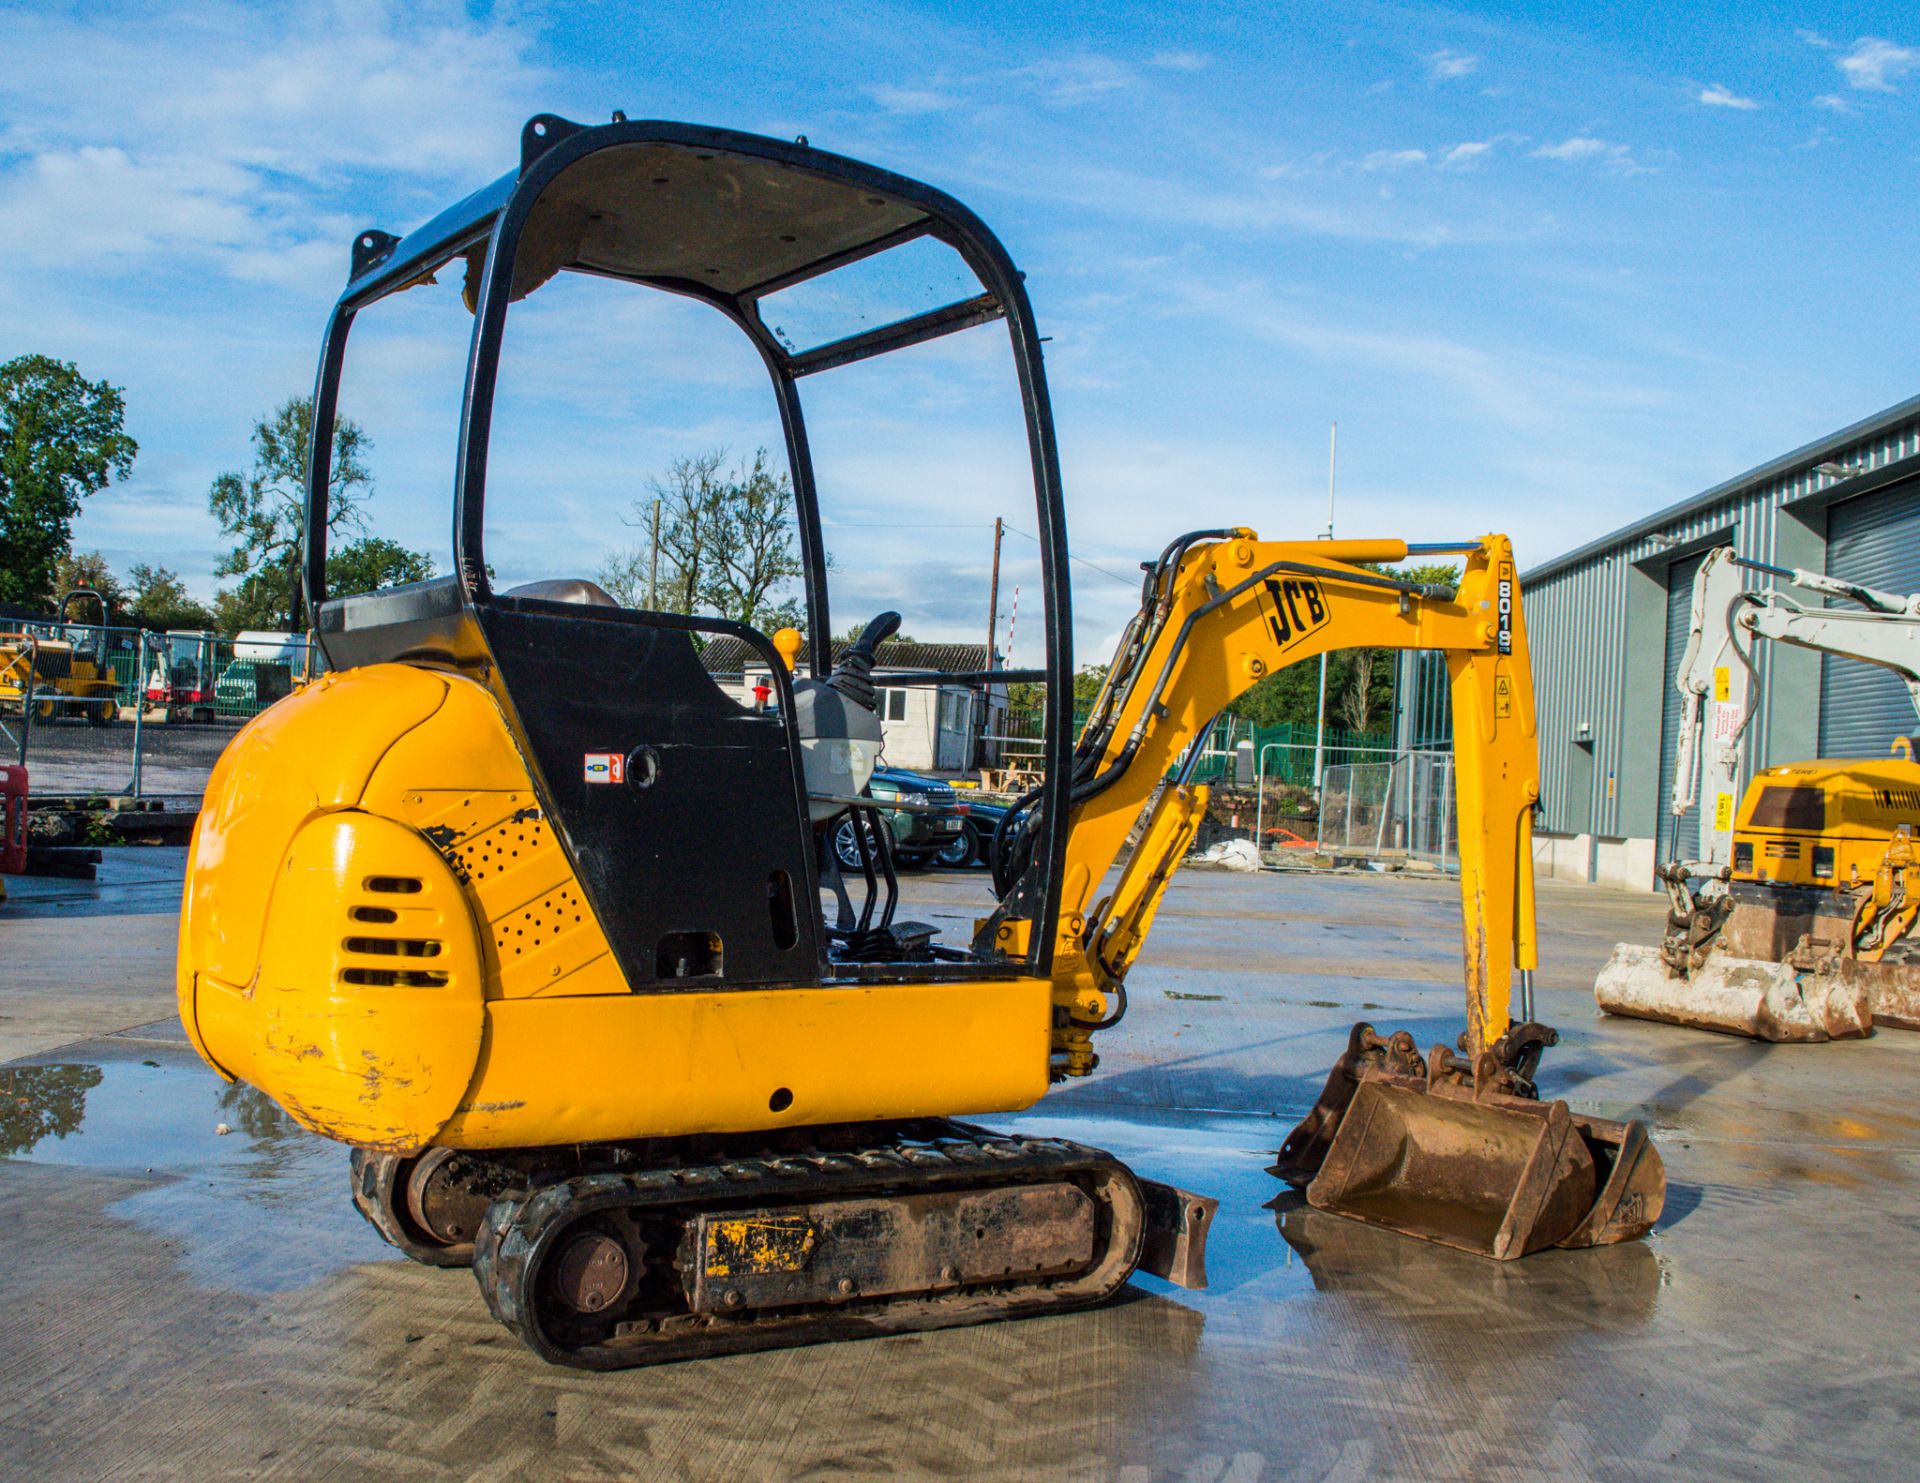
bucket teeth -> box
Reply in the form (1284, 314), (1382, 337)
(1274, 1021), (1667, 1260)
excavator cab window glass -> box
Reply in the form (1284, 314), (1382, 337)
(754, 234), (985, 354)
(303, 125), (1076, 987)
(327, 260), (474, 594)
(482, 268), (793, 608)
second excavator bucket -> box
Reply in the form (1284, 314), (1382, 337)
(1594, 942), (1871, 1043)
(1274, 1027), (1666, 1260)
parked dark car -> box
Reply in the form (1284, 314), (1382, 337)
(937, 795), (1008, 869)
(831, 767), (965, 870)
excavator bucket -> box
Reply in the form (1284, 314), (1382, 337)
(1594, 942), (1871, 1043)
(1274, 1028), (1665, 1260)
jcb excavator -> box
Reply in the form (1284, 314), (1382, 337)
(1597, 546), (1920, 1041)
(176, 115), (1663, 1368)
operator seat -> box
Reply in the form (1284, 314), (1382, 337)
(502, 578), (620, 607)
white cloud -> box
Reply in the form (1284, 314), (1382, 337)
(1797, 29), (1835, 49)
(1015, 55), (1135, 104)
(1439, 140), (1496, 169)
(0, 0), (550, 279)
(869, 84), (955, 114)
(1531, 137), (1645, 172)
(1426, 50), (1479, 80)
(1170, 276), (1665, 434)
(1813, 92), (1855, 113)
(1835, 37), (1920, 92)
(1532, 137), (1608, 161)
(1360, 148), (1427, 171)
(1149, 50), (1209, 72)
(1697, 83), (1759, 110)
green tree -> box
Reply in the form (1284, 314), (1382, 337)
(326, 536), (435, 597)
(0, 356), (137, 605)
(51, 550), (126, 614)
(124, 563), (215, 630)
(208, 396), (371, 630)
(600, 447), (805, 630)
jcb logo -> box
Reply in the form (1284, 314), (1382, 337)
(1259, 576), (1330, 652)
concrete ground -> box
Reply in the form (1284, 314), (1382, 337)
(4, 852), (1917, 1480)
(14, 715), (232, 798)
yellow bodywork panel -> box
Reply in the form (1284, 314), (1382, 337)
(179, 657), (1052, 1152)
(436, 977), (1050, 1149)
(178, 664), (447, 995)
(363, 673), (630, 999)
(1732, 757), (1920, 889)
(190, 811), (486, 1151)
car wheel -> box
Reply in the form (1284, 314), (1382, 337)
(934, 824), (976, 868)
(832, 817), (870, 870)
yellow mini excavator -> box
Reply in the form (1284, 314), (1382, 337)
(177, 115), (1664, 1368)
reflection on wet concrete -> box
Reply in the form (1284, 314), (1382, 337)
(0, 1063), (103, 1156)
(0, 1043), (390, 1293)
(1274, 1193), (1666, 1323)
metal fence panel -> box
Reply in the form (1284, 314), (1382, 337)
(1320, 752), (1456, 866)
(3, 624), (318, 800)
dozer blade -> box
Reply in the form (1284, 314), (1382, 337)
(1276, 1032), (1667, 1260)
(1594, 942), (1871, 1043)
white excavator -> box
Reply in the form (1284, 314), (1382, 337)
(1596, 546), (1920, 1041)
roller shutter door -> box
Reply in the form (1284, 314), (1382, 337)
(1819, 480), (1920, 757)
(1657, 549), (1712, 865)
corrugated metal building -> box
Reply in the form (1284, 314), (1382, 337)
(1395, 392), (1920, 890)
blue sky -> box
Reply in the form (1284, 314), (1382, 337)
(2, 1), (1917, 657)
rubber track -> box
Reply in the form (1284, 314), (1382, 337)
(471, 1121), (1145, 1369)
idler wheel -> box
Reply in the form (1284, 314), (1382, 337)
(551, 1229), (634, 1315)
(404, 1148), (495, 1249)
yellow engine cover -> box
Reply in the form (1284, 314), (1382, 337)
(178, 663), (1051, 1153)
(1731, 757), (1920, 889)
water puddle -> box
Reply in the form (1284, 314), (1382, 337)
(1005, 1102), (1670, 1328)
(0, 1043), (392, 1293)
(2, 1042), (1669, 1327)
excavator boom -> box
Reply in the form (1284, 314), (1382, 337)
(1019, 532), (1539, 1059)
(991, 529), (1663, 1259)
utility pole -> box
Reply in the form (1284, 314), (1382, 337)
(647, 498), (661, 610)
(976, 517), (1006, 771)
(1312, 421), (1336, 796)
(985, 517), (1004, 665)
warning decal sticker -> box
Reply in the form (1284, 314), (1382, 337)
(584, 752), (625, 785)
